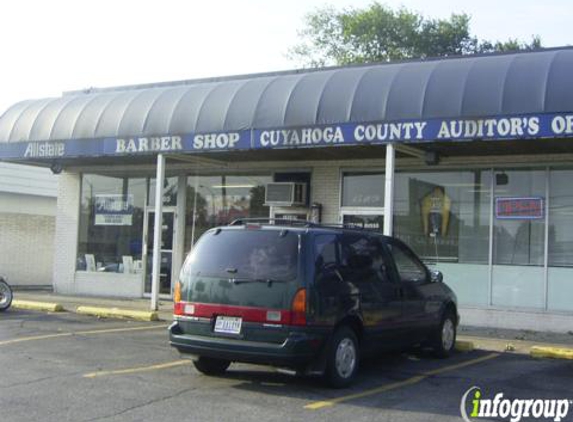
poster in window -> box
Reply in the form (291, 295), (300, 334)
(420, 187), (451, 237)
(495, 197), (544, 220)
(94, 194), (134, 226)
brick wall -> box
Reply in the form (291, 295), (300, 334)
(52, 172), (80, 294)
(311, 164), (342, 224)
(0, 213), (55, 286)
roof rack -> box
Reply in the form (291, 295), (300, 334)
(228, 218), (384, 232)
(229, 218), (316, 227)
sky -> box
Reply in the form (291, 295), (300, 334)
(0, 0), (571, 115)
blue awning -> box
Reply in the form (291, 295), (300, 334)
(1, 48), (572, 161)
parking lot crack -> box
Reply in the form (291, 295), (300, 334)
(82, 387), (197, 422)
(0, 373), (69, 389)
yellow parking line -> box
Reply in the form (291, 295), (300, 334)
(305, 376), (426, 410)
(84, 360), (192, 378)
(423, 352), (500, 376)
(305, 352), (500, 410)
(0, 332), (73, 346)
(0, 325), (167, 346)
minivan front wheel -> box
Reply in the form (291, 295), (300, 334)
(431, 311), (457, 358)
(325, 326), (359, 388)
(193, 356), (231, 376)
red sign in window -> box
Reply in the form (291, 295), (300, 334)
(495, 197), (544, 220)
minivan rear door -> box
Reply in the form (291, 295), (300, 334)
(178, 228), (302, 344)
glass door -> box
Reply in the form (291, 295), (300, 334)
(144, 208), (176, 297)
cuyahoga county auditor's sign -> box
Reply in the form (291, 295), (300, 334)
(2, 113), (573, 160)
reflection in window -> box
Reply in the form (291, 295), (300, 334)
(148, 176), (178, 206)
(342, 172), (384, 208)
(493, 170), (545, 266)
(548, 170), (573, 267)
(547, 169), (573, 312)
(184, 174), (272, 249)
(386, 241), (427, 284)
(77, 175), (146, 273)
(185, 230), (299, 281)
(340, 234), (389, 284)
(314, 235), (338, 270)
(393, 171), (491, 264)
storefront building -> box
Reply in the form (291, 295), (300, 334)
(1, 48), (573, 331)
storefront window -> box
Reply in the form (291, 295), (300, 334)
(77, 175), (146, 273)
(184, 174), (272, 250)
(148, 176), (178, 206)
(548, 169), (573, 311)
(492, 170), (545, 309)
(341, 172), (384, 208)
(341, 172), (385, 230)
(393, 170), (491, 306)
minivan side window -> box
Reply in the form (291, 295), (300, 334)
(340, 234), (391, 284)
(386, 241), (428, 284)
(314, 234), (341, 285)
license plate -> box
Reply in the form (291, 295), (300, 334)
(214, 316), (242, 334)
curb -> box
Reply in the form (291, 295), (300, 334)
(12, 300), (65, 312)
(76, 306), (159, 322)
(530, 346), (573, 360)
(455, 340), (475, 352)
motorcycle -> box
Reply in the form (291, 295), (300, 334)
(0, 276), (13, 311)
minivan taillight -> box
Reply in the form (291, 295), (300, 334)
(174, 281), (182, 303)
(289, 288), (307, 326)
(173, 282), (183, 315)
(174, 303), (184, 315)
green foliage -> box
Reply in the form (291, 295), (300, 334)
(478, 35), (542, 54)
(289, 2), (542, 67)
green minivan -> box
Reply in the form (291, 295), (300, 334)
(169, 220), (458, 387)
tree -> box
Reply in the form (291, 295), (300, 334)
(289, 2), (542, 67)
(478, 36), (542, 54)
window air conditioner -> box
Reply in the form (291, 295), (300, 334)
(265, 182), (307, 206)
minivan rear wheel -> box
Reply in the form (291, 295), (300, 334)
(193, 356), (231, 376)
(0, 278), (12, 312)
(324, 326), (359, 388)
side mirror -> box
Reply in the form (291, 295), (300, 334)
(430, 269), (443, 283)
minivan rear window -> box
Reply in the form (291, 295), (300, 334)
(186, 229), (299, 280)
(179, 229), (300, 309)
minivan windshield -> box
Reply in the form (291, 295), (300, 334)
(180, 229), (300, 308)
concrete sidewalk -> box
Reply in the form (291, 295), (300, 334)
(9, 289), (573, 359)
(12, 290), (173, 321)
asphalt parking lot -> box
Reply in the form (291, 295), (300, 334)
(1, 309), (572, 422)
